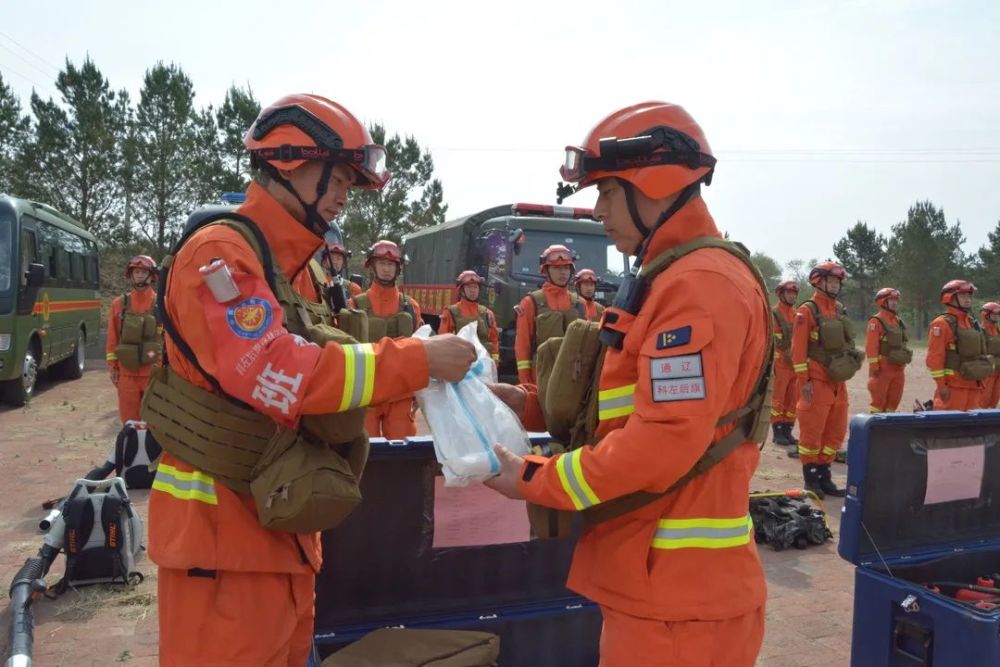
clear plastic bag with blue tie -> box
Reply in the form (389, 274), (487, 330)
(413, 322), (531, 486)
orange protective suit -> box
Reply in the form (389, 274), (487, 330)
(865, 309), (907, 413)
(105, 288), (156, 424)
(438, 299), (499, 361)
(770, 301), (798, 427)
(351, 282), (423, 439)
(514, 282), (576, 384)
(580, 297), (604, 322)
(517, 198), (768, 667)
(927, 307), (984, 411)
(791, 292), (849, 465)
(980, 319), (1000, 409)
(148, 182), (430, 665)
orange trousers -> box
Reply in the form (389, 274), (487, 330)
(116, 373), (150, 424)
(933, 384), (983, 411)
(770, 363), (798, 424)
(981, 376), (1000, 409)
(598, 605), (764, 667)
(158, 567), (314, 666)
(795, 378), (847, 465)
(364, 396), (417, 440)
(867, 365), (905, 413)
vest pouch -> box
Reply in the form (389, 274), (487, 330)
(956, 327), (986, 357)
(116, 343), (141, 371)
(368, 316), (388, 342)
(987, 336), (1000, 357)
(819, 318), (847, 352)
(301, 410), (367, 445)
(524, 442), (575, 540)
(886, 347), (913, 366)
(140, 339), (162, 367)
(142, 313), (158, 339)
(336, 308), (369, 343)
(535, 310), (567, 347)
(389, 312), (414, 338)
(250, 429), (362, 534)
(534, 337), (564, 441)
(959, 357), (994, 381)
(826, 351), (861, 382)
(544, 320), (602, 441)
(120, 313), (145, 346)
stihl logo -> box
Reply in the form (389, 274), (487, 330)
(67, 530), (77, 553)
(107, 524), (118, 548)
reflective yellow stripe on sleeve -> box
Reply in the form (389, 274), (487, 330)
(106, 353), (118, 361)
(339, 343), (376, 411)
(152, 463), (218, 505)
(598, 384), (636, 421)
(555, 449), (600, 510)
(793, 363), (809, 373)
(652, 515), (753, 550)
(517, 360), (533, 370)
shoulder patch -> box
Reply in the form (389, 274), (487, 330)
(656, 325), (692, 350)
(227, 297), (272, 339)
(868, 321), (878, 332)
(932, 326), (941, 337)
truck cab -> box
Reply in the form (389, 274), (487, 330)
(403, 203), (627, 382)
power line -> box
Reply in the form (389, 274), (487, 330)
(0, 61), (59, 99)
(0, 31), (61, 75)
(0, 40), (55, 82)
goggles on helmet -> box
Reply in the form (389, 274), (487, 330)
(559, 127), (717, 184)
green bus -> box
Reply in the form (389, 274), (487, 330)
(0, 195), (101, 405)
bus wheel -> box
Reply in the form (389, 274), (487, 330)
(2, 344), (39, 406)
(55, 328), (86, 380)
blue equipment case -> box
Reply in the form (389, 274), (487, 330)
(313, 435), (601, 666)
(839, 410), (1000, 666)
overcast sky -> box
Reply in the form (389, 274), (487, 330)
(2, 0), (998, 272)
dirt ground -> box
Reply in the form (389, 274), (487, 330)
(0, 353), (939, 666)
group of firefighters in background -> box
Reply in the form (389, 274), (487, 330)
(769, 264), (1000, 497)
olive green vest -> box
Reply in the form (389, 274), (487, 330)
(984, 325), (1000, 357)
(354, 291), (415, 340)
(874, 315), (913, 366)
(772, 307), (793, 352)
(531, 289), (583, 349)
(307, 259), (369, 343)
(942, 314), (994, 381)
(448, 303), (493, 349)
(116, 292), (162, 371)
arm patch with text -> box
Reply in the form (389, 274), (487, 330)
(649, 353), (706, 402)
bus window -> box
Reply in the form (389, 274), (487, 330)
(19, 229), (37, 285)
(0, 215), (11, 293)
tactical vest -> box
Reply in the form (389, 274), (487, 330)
(804, 300), (863, 382)
(115, 292), (162, 372)
(874, 315), (913, 366)
(355, 291), (415, 340)
(141, 213), (368, 534)
(583, 299), (605, 322)
(531, 236), (775, 534)
(448, 303), (493, 349)
(307, 259), (369, 343)
(531, 289), (583, 349)
(942, 314), (994, 381)
(772, 307), (793, 353)
(984, 325), (1000, 358)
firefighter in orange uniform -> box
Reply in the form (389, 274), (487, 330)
(927, 280), (988, 411)
(770, 280), (799, 447)
(486, 102), (768, 666)
(514, 245), (581, 383)
(439, 270), (499, 362)
(790, 262), (860, 497)
(147, 94), (474, 666)
(981, 302), (1000, 409)
(105, 255), (159, 423)
(351, 240), (424, 439)
(573, 268), (605, 321)
(320, 240), (363, 298)
(866, 288), (912, 413)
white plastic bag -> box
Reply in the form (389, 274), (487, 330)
(414, 322), (531, 486)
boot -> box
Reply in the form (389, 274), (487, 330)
(772, 423), (791, 446)
(817, 464), (846, 498)
(787, 445), (799, 459)
(834, 448), (847, 464)
(803, 465), (824, 499)
(784, 423), (799, 446)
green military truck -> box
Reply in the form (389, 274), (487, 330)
(402, 203), (626, 382)
(0, 195), (101, 405)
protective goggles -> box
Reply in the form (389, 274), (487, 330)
(542, 249), (576, 263)
(559, 127), (716, 183)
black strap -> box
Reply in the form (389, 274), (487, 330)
(101, 495), (124, 552)
(113, 426), (127, 477)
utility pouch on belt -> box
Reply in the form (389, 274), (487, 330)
(116, 344), (141, 371)
(322, 628), (500, 667)
(887, 348), (913, 366)
(826, 351), (863, 382)
(335, 308), (369, 343)
(960, 358), (994, 381)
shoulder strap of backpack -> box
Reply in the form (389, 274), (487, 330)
(54, 493), (96, 595)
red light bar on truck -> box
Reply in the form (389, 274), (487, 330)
(511, 203), (595, 220)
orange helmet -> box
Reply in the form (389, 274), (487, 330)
(558, 102), (715, 201)
(808, 262), (847, 287)
(325, 242), (351, 259)
(874, 288), (901, 308)
(126, 255), (156, 280)
(775, 280), (799, 296)
(981, 302), (1000, 318)
(539, 245), (576, 272)
(245, 94), (389, 189)
(364, 240), (404, 268)
(456, 270), (483, 287)
(940, 279), (976, 305)
(573, 269), (598, 286)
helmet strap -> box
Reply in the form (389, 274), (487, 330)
(263, 161), (335, 239)
(633, 182), (701, 263)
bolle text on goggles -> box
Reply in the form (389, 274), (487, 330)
(250, 104), (390, 190)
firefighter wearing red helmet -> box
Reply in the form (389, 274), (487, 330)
(866, 288), (912, 414)
(319, 238), (362, 298)
(980, 302), (1000, 408)
(351, 239), (425, 439)
(770, 280), (800, 447)
(513, 244), (586, 383)
(572, 268), (605, 321)
(927, 280), (989, 410)
(485, 102), (770, 666)
(106, 255), (160, 423)
(145, 94), (475, 666)
(790, 261), (863, 497)
(439, 270), (499, 361)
